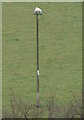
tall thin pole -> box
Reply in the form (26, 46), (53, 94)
(36, 14), (39, 108)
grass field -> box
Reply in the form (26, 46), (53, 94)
(2, 2), (82, 116)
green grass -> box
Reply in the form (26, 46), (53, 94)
(2, 2), (82, 113)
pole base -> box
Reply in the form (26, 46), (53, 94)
(37, 105), (39, 108)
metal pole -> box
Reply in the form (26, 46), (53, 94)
(36, 14), (39, 108)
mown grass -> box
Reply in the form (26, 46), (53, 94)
(2, 2), (82, 117)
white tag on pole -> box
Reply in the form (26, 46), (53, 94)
(37, 70), (39, 75)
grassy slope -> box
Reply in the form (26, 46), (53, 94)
(2, 2), (82, 110)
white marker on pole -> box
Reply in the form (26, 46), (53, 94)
(37, 70), (39, 76)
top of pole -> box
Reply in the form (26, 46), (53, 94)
(33, 7), (42, 15)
